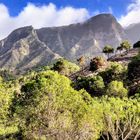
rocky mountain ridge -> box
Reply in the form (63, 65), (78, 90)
(0, 13), (135, 72)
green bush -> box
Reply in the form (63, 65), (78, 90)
(99, 62), (127, 84)
(128, 54), (140, 80)
(120, 40), (131, 52)
(106, 80), (128, 97)
(12, 71), (103, 140)
(100, 97), (140, 140)
(74, 75), (105, 96)
(52, 58), (80, 75)
(0, 77), (18, 139)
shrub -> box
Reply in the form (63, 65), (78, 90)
(128, 54), (140, 80)
(99, 62), (127, 84)
(12, 71), (103, 140)
(90, 56), (106, 72)
(100, 97), (140, 140)
(120, 40), (131, 52)
(0, 77), (18, 138)
(74, 75), (105, 96)
(52, 58), (80, 75)
(106, 80), (128, 97)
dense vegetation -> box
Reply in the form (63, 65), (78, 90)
(0, 41), (140, 140)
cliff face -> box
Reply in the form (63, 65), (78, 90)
(0, 26), (60, 72)
(37, 14), (126, 59)
(0, 14), (127, 72)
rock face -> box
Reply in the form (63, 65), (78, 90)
(125, 23), (140, 44)
(0, 26), (60, 72)
(0, 14), (127, 72)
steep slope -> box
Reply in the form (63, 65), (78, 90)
(37, 14), (126, 59)
(125, 23), (140, 44)
(0, 26), (60, 72)
(0, 14), (127, 72)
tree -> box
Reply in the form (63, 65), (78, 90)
(0, 77), (18, 139)
(117, 46), (123, 54)
(73, 75), (105, 96)
(12, 71), (103, 140)
(120, 40), (131, 53)
(128, 54), (140, 80)
(52, 58), (80, 76)
(101, 97), (140, 140)
(106, 80), (128, 97)
(103, 45), (114, 58)
(133, 40), (140, 48)
(128, 53), (140, 96)
(99, 62), (127, 85)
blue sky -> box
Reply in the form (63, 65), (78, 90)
(0, 0), (132, 18)
(0, 0), (140, 39)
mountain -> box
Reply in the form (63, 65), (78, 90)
(0, 14), (127, 72)
(125, 23), (140, 44)
(0, 26), (61, 72)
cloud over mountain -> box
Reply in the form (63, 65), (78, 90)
(0, 3), (89, 39)
(119, 0), (140, 27)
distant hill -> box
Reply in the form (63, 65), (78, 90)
(125, 23), (140, 44)
(0, 14), (128, 72)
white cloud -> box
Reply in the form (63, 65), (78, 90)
(119, 0), (140, 27)
(0, 3), (89, 39)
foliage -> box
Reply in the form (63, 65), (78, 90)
(120, 40), (131, 52)
(12, 71), (103, 140)
(128, 53), (140, 96)
(100, 97), (140, 140)
(0, 57), (139, 140)
(51, 58), (80, 76)
(90, 56), (106, 72)
(0, 77), (18, 139)
(128, 54), (140, 80)
(103, 45), (114, 58)
(106, 80), (128, 97)
(73, 75), (105, 96)
(99, 62), (127, 84)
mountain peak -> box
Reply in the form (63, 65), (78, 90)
(0, 14), (127, 72)
(87, 13), (116, 23)
(6, 26), (34, 43)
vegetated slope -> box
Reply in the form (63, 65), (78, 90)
(69, 48), (139, 80)
(0, 14), (127, 72)
(0, 43), (140, 140)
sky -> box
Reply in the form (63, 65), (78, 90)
(0, 0), (140, 39)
